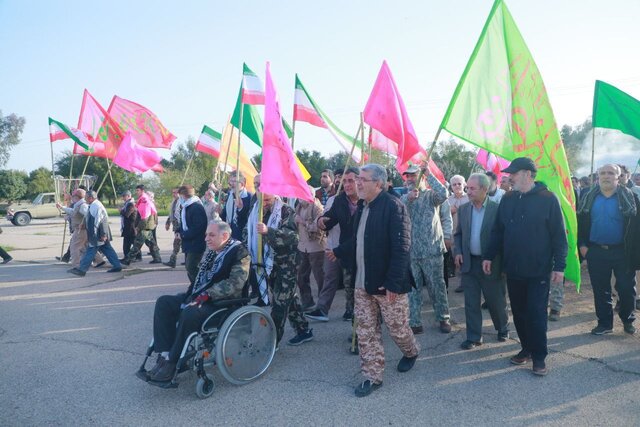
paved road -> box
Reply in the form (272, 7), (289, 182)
(0, 218), (639, 426)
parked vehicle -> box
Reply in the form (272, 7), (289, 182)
(6, 193), (61, 226)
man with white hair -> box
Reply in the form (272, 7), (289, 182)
(578, 163), (640, 336)
(448, 174), (469, 293)
(68, 191), (122, 276)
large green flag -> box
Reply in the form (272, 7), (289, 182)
(593, 80), (640, 141)
(440, 0), (580, 288)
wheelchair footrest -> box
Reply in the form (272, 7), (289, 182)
(148, 379), (179, 389)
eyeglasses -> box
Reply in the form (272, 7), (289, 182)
(355, 177), (375, 183)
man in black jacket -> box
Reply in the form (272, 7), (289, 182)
(578, 164), (640, 336)
(314, 167), (360, 321)
(220, 172), (252, 240)
(483, 157), (568, 377)
(332, 164), (418, 397)
(177, 185), (208, 285)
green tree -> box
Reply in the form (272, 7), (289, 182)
(560, 119), (591, 173)
(294, 150), (327, 187)
(0, 170), (28, 201)
(167, 137), (218, 193)
(0, 110), (26, 168)
(26, 167), (54, 198)
(431, 138), (478, 180)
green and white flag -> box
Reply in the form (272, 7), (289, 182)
(48, 117), (92, 151)
(294, 75), (363, 162)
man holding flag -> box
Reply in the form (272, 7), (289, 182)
(483, 157), (568, 376)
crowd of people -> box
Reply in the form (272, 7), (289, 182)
(45, 159), (640, 396)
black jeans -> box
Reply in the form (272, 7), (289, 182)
(123, 234), (134, 258)
(153, 293), (218, 362)
(507, 275), (550, 363)
(185, 251), (205, 285)
(586, 245), (636, 328)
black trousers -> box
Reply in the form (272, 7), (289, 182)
(153, 293), (218, 362)
(185, 251), (204, 285)
(123, 234), (134, 258)
(586, 245), (636, 328)
(507, 275), (550, 363)
(0, 246), (11, 261)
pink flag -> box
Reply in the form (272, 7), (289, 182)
(476, 149), (510, 180)
(363, 61), (424, 171)
(261, 62), (313, 202)
(113, 132), (163, 174)
(73, 141), (111, 159)
(108, 96), (176, 149)
(368, 127), (398, 156)
(77, 89), (123, 158)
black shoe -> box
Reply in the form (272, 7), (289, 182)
(287, 329), (313, 346)
(623, 323), (636, 335)
(397, 355), (418, 372)
(354, 380), (382, 397)
(94, 261), (106, 268)
(305, 309), (329, 322)
(461, 340), (482, 350)
(439, 320), (452, 333)
(149, 361), (176, 382)
(163, 262), (176, 268)
(180, 262), (186, 266)
(532, 360), (548, 376)
(548, 310), (560, 322)
(591, 325), (613, 335)
(2, 257), (12, 264)
(510, 350), (531, 365)
(149, 259), (163, 264)
(67, 268), (86, 277)
(120, 259), (131, 266)
(454, 285), (464, 293)
(55, 256), (69, 263)
(497, 331), (509, 342)
(107, 267), (122, 273)
(411, 325), (424, 335)
(342, 309), (353, 321)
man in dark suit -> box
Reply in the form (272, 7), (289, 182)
(177, 185), (208, 285)
(454, 173), (509, 349)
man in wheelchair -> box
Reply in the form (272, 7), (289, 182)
(145, 220), (250, 383)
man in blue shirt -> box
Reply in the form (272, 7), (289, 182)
(578, 164), (640, 336)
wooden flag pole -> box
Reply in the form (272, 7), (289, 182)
(107, 158), (118, 200)
(235, 98), (245, 202)
(291, 117), (297, 151)
(335, 121), (363, 196)
(415, 127), (443, 184)
(180, 149), (196, 186)
(217, 126), (235, 204)
(360, 113), (366, 166)
(95, 158), (111, 194)
(590, 127), (596, 176)
(257, 192), (264, 272)
(80, 155), (92, 178)
(59, 153), (76, 259)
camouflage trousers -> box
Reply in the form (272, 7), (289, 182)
(549, 279), (564, 312)
(270, 264), (309, 344)
(355, 289), (419, 384)
(126, 229), (161, 262)
(167, 236), (182, 266)
(343, 267), (354, 313)
(410, 256), (450, 326)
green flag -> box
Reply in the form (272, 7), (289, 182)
(593, 80), (640, 141)
(440, 0), (580, 288)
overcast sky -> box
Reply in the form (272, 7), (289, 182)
(2, 0), (639, 175)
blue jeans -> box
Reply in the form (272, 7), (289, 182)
(79, 242), (121, 272)
(507, 275), (550, 363)
(586, 245), (636, 328)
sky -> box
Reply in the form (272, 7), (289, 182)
(2, 0), (639, 176)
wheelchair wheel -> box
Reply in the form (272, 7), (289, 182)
(215, 305), (276, 385)
(195, 376), (215, 399)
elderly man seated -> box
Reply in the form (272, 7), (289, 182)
(144, 220), (250, 383)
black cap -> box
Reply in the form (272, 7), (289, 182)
(502, 157), (537, 174)
(402, 165), (420, 175)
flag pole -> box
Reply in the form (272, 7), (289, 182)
(217, 126), (235, 203)
(291, 117), (297, 151)
(80, 155), (92, 178)
(257, 192), (264, 292)
(107, 158), (118, 200)
(235, 98), (244, 201)
(95, 158), (111, 194)
(415, 127), (443, 184)
(590, 127), (595, 176)
(180, 148), (196, 186)
(335, 122), (363, 195)
(59, 152), (76, 259)
(360, 113), (366, 166)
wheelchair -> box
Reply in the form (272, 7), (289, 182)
(136, 297), (277, 399)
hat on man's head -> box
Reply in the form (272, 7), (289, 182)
(501, 157), (537, 174)
(402, 165), (420, 175)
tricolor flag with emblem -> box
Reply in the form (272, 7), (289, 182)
(49, 117), (92, 151)
(241, 63), (265, 105)
(195, 125), (222, 158)
(294, 75), (364, 163)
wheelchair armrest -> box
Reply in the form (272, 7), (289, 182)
(210, 298), (251, 309)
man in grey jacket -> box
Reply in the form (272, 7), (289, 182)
(454, 173), (509, 349)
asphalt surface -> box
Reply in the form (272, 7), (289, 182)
(0, 217), (639, 426)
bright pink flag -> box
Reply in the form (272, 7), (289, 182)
(108, 96), (176, 149)
(261, 62), (313, 202)
(476, 149), (510, 180)
(77, 89), (123, 158)
(113, 132), (163, 174)
(363, 61), (424, 171)
(73, 141), (111, 159)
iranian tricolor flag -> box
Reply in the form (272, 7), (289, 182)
(294, 75), (364, 163)
(241, 63), (265, 105)
(49, 117), (92, 151)
(195, 125), (222, 158)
